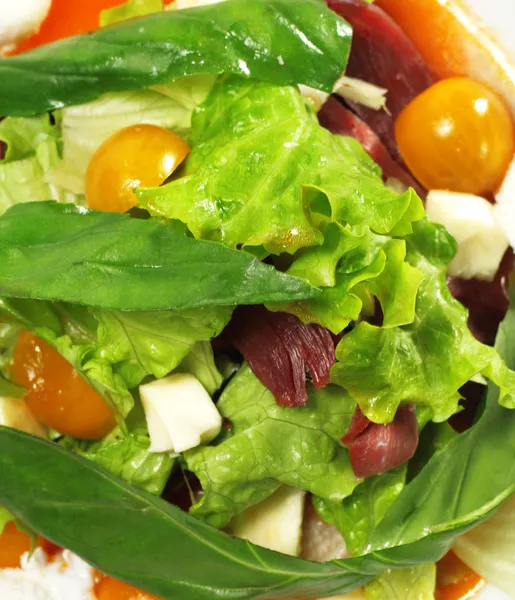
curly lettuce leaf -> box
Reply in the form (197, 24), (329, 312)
(331, 220), (515, 423)
(178, 341), (223, 396)
(95, 307), (230, 389)
(81, 431), (174, 495)
(185, 364), (359, 527)
(139, 76), (423, 255)
(364, 564), (436, 600)
(0, 115), (82, 212)
(51, 77), (215, 195)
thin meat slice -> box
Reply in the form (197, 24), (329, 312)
(227, 306), (336, 407)
(319, 96), (425, 196)
(342, 405), (418, 478)
(326, 0), (435, 163)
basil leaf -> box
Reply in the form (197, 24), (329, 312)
(0, 427), (373, 599)
(0, 374), (25, 398)
(0, 0), (351, 117)
(0, 202), (319, 310)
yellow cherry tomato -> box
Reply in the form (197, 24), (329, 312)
(13, 330), (116, 440)
(395, 77), (514, 195)
(86, 124), (190, 213)
(0, 522), (32, 569)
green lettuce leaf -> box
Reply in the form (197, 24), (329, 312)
(52, 76), (215, 195)
(0, 114), (58, 161)
(0, 115), (82, 212)
(0, 298), (230, 421)
(178, 341), (223, 396)
(95, 307), (230, 389)
(364, 564), (436, 600)
(100, 0), (163, 26)
(331, 219), (515, 423)
(139, 77), (424, 255)
(314, 466), (406, 557)
(82, 431), (174, 495)
(185, 364), (359, 528)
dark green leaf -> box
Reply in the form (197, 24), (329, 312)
(0, 202), (319, 310)
(0, 427), (373, 599)
(0, 374), (25, 398)
(0, 0), (351, 117)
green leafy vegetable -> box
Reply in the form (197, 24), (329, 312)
(332, 220), (515, 423)
(0, 114), (57, 161)
(0, 427), (373, 599)
(0, 0), (352, 116)
(82, 432), (174, 495)
(0, 115), (81, 213)
(314, 467), (406, 557)
(52, 76), (215, 195)
(95, 307), (230, 388)
(100, 0), (163, 26)
(186, 365), (359, 528)
(364, 564), (436, 600)
(178, 341), (223, 396)
(0, 506), (14, 535)
(140, 77), (423, 255)
(0, 201), (319, 310)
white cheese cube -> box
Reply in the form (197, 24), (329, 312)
(169, 0), (224, 10)
(231, 486), (306, 556)
(426, 190), (509, 281)
(0, 397), (46, 438)
(140, 373), (222, 453)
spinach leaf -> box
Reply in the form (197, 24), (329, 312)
(0, 427), (373, 599)
(185, 365), (359, 528)
(140, 77), (423, 255)
(331, 219), (515, 423)
(0, 202), (319, 310)
(0, 0), (351, 117)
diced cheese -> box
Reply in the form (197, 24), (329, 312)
(494, 155), (515, 248)
(425, 190), (509, 281)
(0, 0), (51, 54)
(333, 75), (388, 111)
(230, 486), (306, 557)
(140, 373), (222, 453)
(0, 397), (46, 438)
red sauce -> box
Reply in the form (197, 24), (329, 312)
(436, 551), (485, 600)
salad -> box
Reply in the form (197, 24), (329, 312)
(1, 0), (515, 598)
